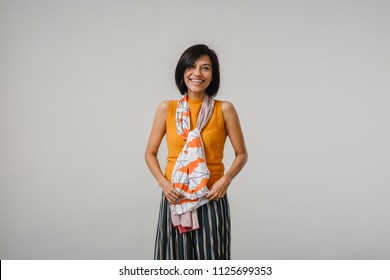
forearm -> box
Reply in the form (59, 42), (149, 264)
(144, 153), (169, 187)
(223, 152), (248, 183)
(206, 152), (247, 200)
(145, 151), (184, 204)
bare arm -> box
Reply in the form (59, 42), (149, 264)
(205, 101), (248, 200)
(144, 101), (183, 203)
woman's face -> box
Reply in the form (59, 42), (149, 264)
(184, 54), (212, 96)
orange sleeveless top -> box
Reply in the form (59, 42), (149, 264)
(165, 98), (227, 187)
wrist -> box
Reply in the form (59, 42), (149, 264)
(223, 175), (233, 184)
(157, 177), (168, 188)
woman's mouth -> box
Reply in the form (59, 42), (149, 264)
(189, 78), (204, 85)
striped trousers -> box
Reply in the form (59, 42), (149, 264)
(154, 193), (231, 260)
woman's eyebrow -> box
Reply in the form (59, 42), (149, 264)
(191, 62), (212, 68)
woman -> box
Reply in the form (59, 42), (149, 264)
(145, 44), (247, 260)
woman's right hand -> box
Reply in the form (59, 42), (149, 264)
(159, 178), (184, 204)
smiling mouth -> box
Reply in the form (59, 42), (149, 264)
(189, 78), (204, 84)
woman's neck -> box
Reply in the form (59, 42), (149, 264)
(187, 91), (205, 100)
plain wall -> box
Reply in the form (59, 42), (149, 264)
(1, 0), (389, 259)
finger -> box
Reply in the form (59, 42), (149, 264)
(212, 192), (221, 200)
(173, 190), (185, 199)
(175, 192), (182, 198)
(167, 192), (177, 202)
(172, 190), (180, 198)
(206, 191), (216, 199)
(173, 192), (180, 199)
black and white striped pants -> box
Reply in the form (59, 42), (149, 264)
(154, 193), (231, 260)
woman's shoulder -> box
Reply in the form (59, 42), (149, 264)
(154, 100), (173, 116)
(158, 100), (171, 107)
(217, 100), (239, 123)
(217, 100), (235, 112)
(156, 100), (179, 117)
(157, 100), (177, 109)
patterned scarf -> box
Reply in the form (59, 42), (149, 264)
(170, 94), (215, 233)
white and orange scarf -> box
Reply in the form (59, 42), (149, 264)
(170, 94), (215, 233)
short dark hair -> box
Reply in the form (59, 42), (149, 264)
(175, 44), (220, 97)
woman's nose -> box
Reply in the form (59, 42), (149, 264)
(193, 67), (202, 76)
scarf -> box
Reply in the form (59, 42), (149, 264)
(170, 94), (215, 233)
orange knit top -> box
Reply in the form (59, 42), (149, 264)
(165, 98), (227, 187)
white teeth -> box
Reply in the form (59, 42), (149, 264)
(190, 79), (203, 83)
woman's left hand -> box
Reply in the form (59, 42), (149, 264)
(205, 176), (232, 201)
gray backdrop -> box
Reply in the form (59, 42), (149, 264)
(1, 0), (389, 259)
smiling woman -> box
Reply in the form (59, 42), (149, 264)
(145, 44), (248, 260)
(183, 55), (213, 95)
